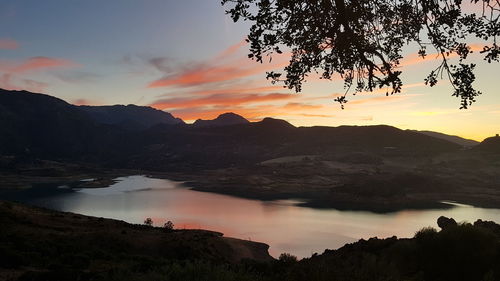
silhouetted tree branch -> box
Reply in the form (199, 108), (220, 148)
(222, 0), (499, 108)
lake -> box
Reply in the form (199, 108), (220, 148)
(13, 175), (500, 258)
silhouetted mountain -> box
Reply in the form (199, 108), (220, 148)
(193, 112), (249, 128)
(476, 135), (500, 153)
(0, 89), (110, 159)
(0, 89), (463, 171)
(79, 104), (184, 130)
(255, 117), (295, 129)
(412, 130), (479, 147)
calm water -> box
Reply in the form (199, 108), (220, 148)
(18, 175), (500, 258)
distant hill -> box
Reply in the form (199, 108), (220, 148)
(79, 104), (184, 130)
(412, 130), (479, 147)
(255, 117), (295, 129)
(193, 112), (249, 128)
(476, 135), (500, 153)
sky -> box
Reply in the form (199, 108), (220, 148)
(0, 0), (498, 141)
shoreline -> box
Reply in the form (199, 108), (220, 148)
(2, 167), (500, 213)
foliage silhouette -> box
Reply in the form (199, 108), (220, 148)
(222, 0), (500, 108)
(144, 217), (153, 226)
(164, 220), (175, 231)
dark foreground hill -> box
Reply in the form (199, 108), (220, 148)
(2, 200), (500, 281)
(0, 200), (272, 281)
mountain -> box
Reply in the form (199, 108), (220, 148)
(476, 135), (500, 153)
(0, 89), (464, 170)
(255, 117), (295, 129)
(412, 130), (479, 147)
(0, 89), (108, 159)
(193, 112), (249, 128)
(79, 104), (184, 130)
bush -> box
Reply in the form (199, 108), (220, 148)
(164, 221), (174, 231)
(144, 218), (153, 226)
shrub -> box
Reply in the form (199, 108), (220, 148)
(163, 221), (174, 231)
(144, 218), (153, 226)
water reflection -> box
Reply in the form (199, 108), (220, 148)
(25, 175), (500, 258)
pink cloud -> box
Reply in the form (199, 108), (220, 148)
(72, 98), (101, 106)
(0, 38), (19, 50)
(9, 56), (78, 73)
(0, 73), (48, 93)
(147, 41), (288, 88)
(400, 44), (485, 67)
(0, 56), (79, 93)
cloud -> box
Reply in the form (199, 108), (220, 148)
(145, 41), (336, 123)
(147, 60), (286, 88)
(0, 73), (48, 92)
(298, 113), (335, 118)
(21, 78), (49, 92)
(400, 44), (485, 67)
(148, 57), (175, 73)
(54, 71), (101, 83)
(151, 92), (293, 110)
(147, 41), (288, 88)
(0, 56), (78, 93)
(213, 39), (247, 61)
(182, 85), (286, 96)
(283, 102), (323, 110)
(8, 56), (78, 73)
(348, 94), (418, 105)
(72, 98), (101, 106)
(167, 106), (273, 121)
(0, 73), (15, 89)
(0, 38), (19, 50)
(359, 116), (374, 121)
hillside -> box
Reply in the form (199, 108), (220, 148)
(193, 112), (249, 128)
(1, 200), (500, 281)
(0, 89), (114, 160)
(79, 104), (184, 130)
(0, 200), (272, 280)
(476, 135), (500, 153)
(412, 130), (479, 147)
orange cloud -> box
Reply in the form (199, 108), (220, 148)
(299, 113), (335, 118)
(0, 38), (19, 50)
(9, 56), (78, 73)
(348, 93), (421, 105)
(400, 44), (485, 67)
(283, 102), (323, 110)
(0, 73), (48, 92)
(163, 100), (334, 122)
(151, 93), (294, 110)
(186, 85), (286, 96)
(148, 59), (287, 88)
(147, 40), (288, 88)
(0, 56), (79, 92)
(168, 106), (275, 121)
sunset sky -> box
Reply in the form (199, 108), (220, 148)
(0, 0), (497, 141)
